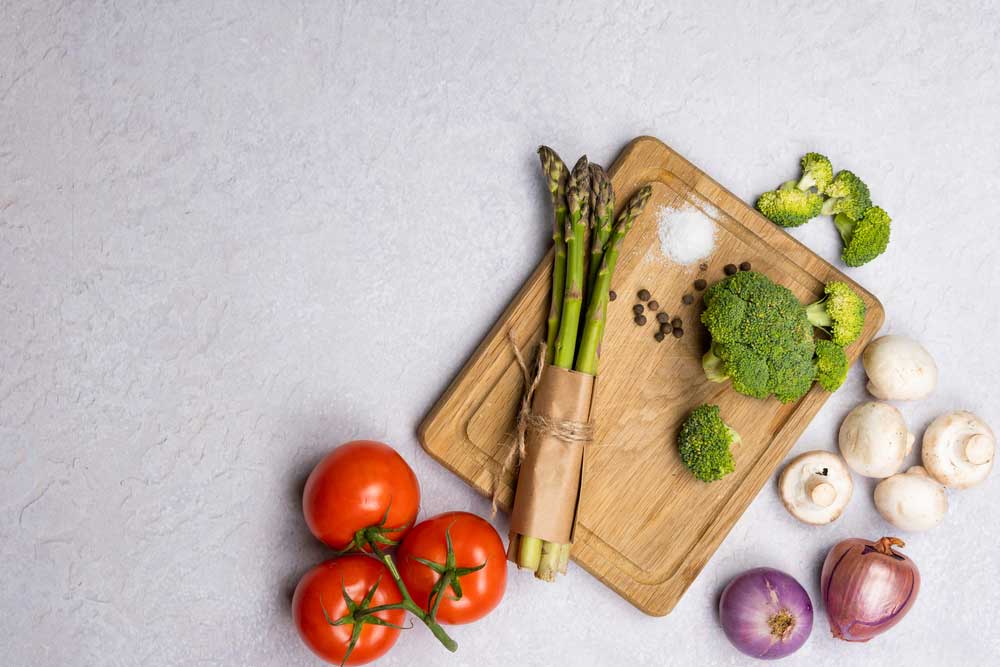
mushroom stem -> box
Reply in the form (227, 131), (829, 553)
(805, 475), (837, 507)
(965, 434), (993, 465)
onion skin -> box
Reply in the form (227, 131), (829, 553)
(821, 536), (920, 642)
(719, 568), (813, 660)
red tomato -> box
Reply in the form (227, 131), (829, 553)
(303, 440), (420, 550)
(396, 511), (507, 624)
(292, 555), (405, 665)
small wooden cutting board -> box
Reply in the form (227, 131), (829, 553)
(418, 136), (884, 616)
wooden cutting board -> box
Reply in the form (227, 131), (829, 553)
(418, 136), (884, 616)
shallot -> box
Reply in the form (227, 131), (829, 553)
(718, 567), (813, 660)
(820, 536), (920, 641)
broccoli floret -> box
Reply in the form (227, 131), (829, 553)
(700, 271), (817, 403)
(805, 281), (866, 346)
(704, 343), (770, 398)
(677, 404), (739, 482)
(835, 207), (891, 267)
(755, 152), (832, 227)
(796, 152), (834, 193)
(814, 339), (848, 392)
(820, 170), (871, 219)
(756, 187), (824, 227)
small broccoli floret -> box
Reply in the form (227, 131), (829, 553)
(677, 404), (739, 482)
(835, 207), (891, 267)
(756, 187), (825, 227)
(796, 152), (834, 193)
(756, 152), (832, 227)
(700, 271), (817, 403)
(814, 339), (848, 392)
(805, 281), (866, 346)
(820, 170), (872, 219)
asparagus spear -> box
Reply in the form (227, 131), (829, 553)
(575, 185), (653, 376)
(517, 535), (542, 571)
(586, 164), (614, 294)
(556, 542), (572, 574)
(571, 156), (591, 327)
(536, 541), (562, 582)
(552, 176), (588, 370)
(533, 158), (588, 579)
(585, 168), (616, 369)
(571, 156), (591, 236)
(539, 147), (569, 365)
(517, 155), (576, 574)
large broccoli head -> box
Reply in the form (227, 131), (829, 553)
(701, 271), (817, 403)
(805, 281), (866, 346)
(677, 404), (739, 483)
(814, 339), (848, 392)
(820, 170), (872, 219)
(835, 206), (891, 267)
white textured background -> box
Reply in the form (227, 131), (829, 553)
(2, 1), (999, 665)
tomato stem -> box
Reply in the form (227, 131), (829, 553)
(361, 542), (458, 653)
(336, 506), (411, 555)
(411, 526), (486, 622)
(428, 570), (454, 620)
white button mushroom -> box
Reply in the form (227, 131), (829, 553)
(862, 335), (938, 400)
(838, 401), (914, 478)
(779, 451), (854, 525)
(874, 466), (948, 531)
(921, 411), (995, 488)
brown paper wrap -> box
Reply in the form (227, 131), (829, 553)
(508, 364), (594, 546)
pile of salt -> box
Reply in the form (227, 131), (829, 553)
(656, 205), (717, 265)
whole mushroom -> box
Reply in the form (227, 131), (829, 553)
(839, 402), (915, 478)
(862, 335), (937, 400)
(874, 466), (948, 532)
(779, 451), (854, 525)
(921, 411), (995, 488)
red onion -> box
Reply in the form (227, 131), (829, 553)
(821, 536), (920, 642)
(719, 567), (813, 660)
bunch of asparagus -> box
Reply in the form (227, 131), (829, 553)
(511, 147), (652, 581)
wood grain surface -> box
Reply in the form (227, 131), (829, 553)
(418, 136), (884, 616)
